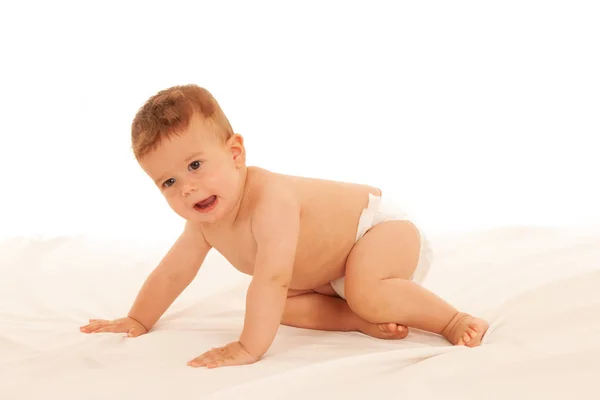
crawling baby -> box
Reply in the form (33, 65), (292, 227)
(80, 84), (489, 368)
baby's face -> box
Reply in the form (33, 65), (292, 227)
(139, 114), (245, 223)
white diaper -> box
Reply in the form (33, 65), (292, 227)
(329, 192), (433, 299)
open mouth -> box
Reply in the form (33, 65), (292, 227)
(194, 195), (218, 212)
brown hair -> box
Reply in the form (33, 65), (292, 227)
(131, 84), (234, 160)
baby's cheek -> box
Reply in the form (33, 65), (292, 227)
(201, 172), (220, 188)
(165, 196), (187, 214)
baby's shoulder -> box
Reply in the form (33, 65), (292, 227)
(245, 167), (297, 203)
(242, 169), (301, 240)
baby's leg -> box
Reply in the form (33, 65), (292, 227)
(343, 220), (488, 347)
(283, 292), (408, 340)
(311, 282), (409, 337)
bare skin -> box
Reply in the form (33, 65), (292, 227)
(80, 113), (488, 368)
(81, 296), (409, 341)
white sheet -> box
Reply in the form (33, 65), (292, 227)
(1, 226), (599, 399)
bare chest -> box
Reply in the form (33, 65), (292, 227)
(203, 225), (257, 276)
(201, 213), (357, 290)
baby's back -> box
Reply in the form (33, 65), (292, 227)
(283, 171), (381, 288)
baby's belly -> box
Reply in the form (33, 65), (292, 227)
(289, 252), (348, 290)
(289, 225), (358, 290)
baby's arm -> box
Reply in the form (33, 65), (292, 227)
(126, 222), (211, 331)
(81, 222), (210, 335)
(238, 187), (300, 359)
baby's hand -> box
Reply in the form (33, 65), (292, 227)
(79, 317), (148, 337)
(187, 341), (259, 369)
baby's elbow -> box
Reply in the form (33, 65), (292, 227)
(253, 261), (293, 289)
(269, 274), (291, 289)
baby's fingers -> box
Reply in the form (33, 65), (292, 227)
(80, 322), (121, 334)
(188, 350), (219, 368)
(91, 325), (125, 334)
(80, 322), (107, 333)
(80, 319), (109, 331)
(127, 327), (145, 338)
(188, 354), (209, 368)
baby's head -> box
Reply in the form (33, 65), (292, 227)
(131, 84), (247, 223)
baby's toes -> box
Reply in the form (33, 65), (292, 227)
(386, 324), (408, 338)
(465, 324), (484, 347)
(462, 332), (471, 344)
(395, 325), (409, 339)
(468, 326), (479, 338)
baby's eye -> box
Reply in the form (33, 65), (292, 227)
(189, 160), (202, 171)
(162, 178), (176, 188)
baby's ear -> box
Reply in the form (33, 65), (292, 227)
(227, 134), (246, 166)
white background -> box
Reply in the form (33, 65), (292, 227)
(1, 1), (599, 242)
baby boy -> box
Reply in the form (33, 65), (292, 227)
(80, 84), (489, 368)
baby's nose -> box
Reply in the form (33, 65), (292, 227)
(181, 182), (197, 196)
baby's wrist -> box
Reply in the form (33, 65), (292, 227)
(127, 315), (150, 332)
(237, 340), (261, 361)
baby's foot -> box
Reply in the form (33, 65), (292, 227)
(360, 322), (409, 340)
(441, 312), (489, 347)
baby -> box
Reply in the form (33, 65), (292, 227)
(80, 84), (489, 368)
